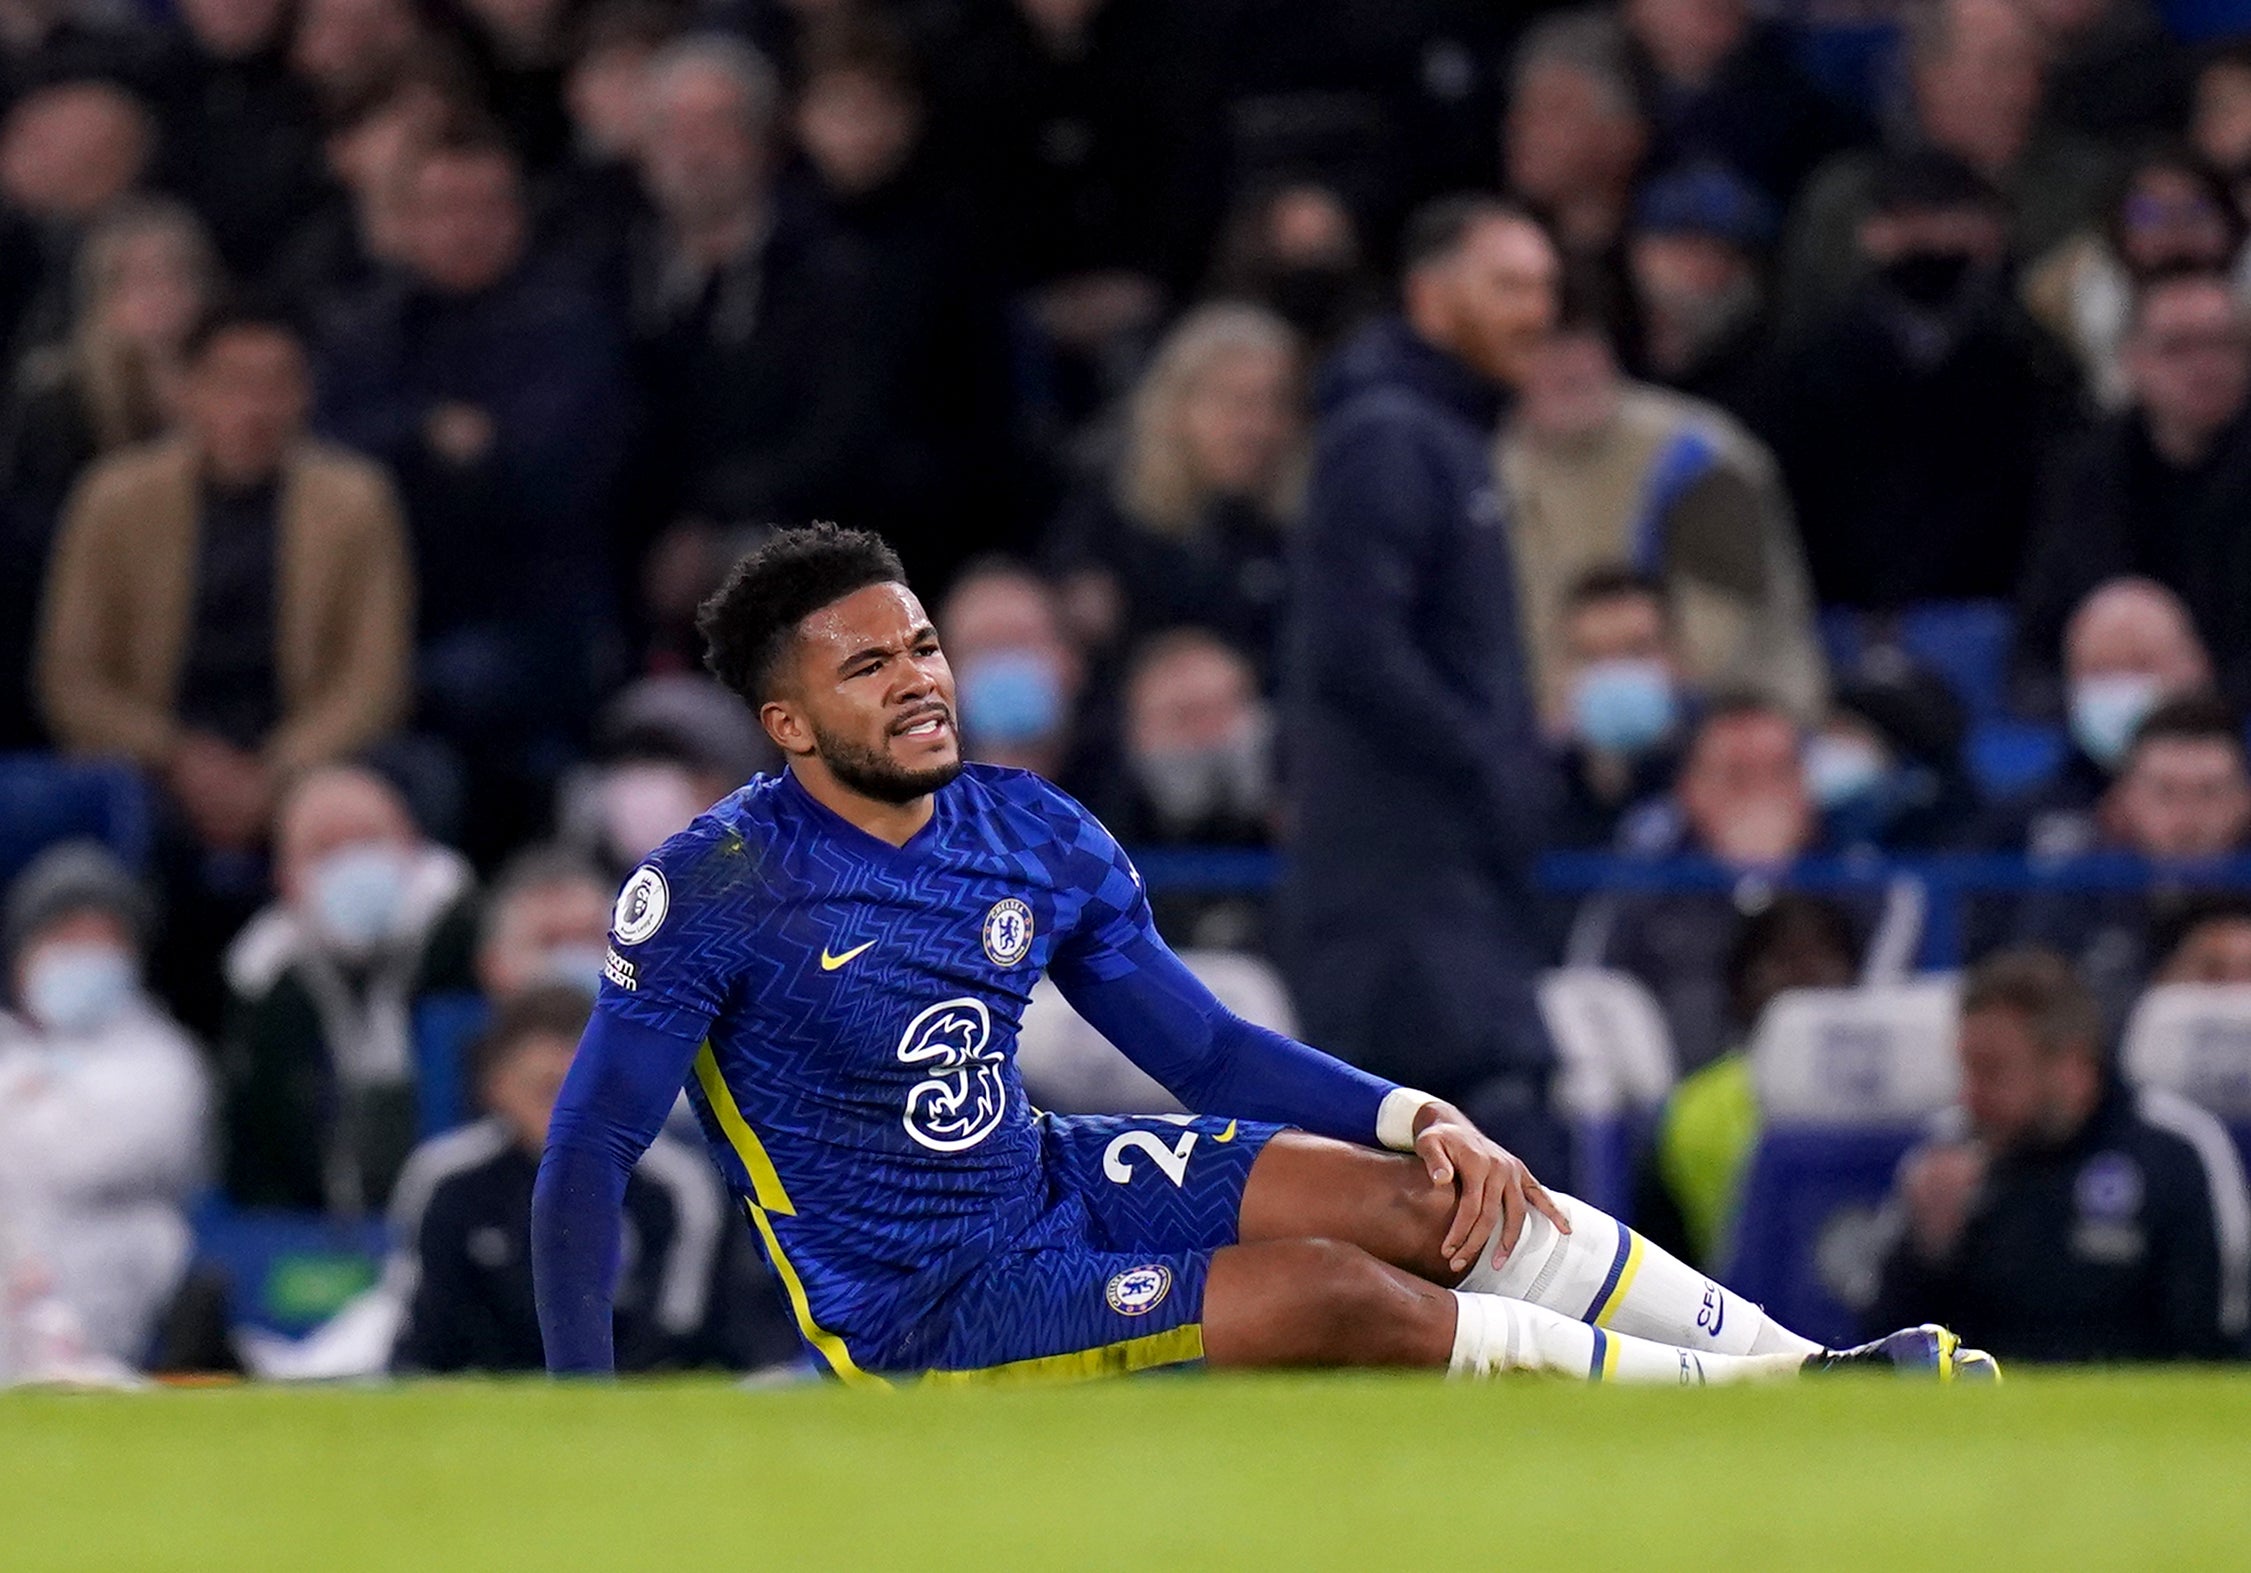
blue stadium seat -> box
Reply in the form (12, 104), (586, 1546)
(2160, 0), (2250, 38)
(190, 1199), (390, 1338)
(1965, 720), (2067, 799)
(412, 992), (491, 1139)
(1820, 601), (2016, 723)
(1725, 1128), (1920, 1346)
(1723, 982), (1961, 1346)
(0, 753), (152, 888)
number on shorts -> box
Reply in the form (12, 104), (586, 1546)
(1102, 1128), (1198, 1188)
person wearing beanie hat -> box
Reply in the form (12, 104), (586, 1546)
(1626, 161), (1779, 420)
(0, 841), (210, 1371)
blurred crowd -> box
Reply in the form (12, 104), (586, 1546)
(5, 0), (2251, 1378)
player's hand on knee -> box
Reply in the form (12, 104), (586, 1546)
(1410, 1100), (1572, 1275)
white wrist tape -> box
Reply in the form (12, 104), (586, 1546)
(1376, 1088), (1440, 1152)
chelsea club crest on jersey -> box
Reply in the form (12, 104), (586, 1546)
(982, 898), (1033, 967)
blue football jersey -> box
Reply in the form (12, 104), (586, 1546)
(597, 764), (1158, 1373)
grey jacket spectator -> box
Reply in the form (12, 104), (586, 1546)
(0, 843), (208, 1367)
(1499, 318), (1824, 723)
(1280, 199), (1561, 1159)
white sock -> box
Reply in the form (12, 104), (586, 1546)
(1447, 1292), (1806, 1385)
(1460, 1191), (1821, 1358)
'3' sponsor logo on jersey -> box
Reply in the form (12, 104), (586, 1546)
(896, 998), (1007, 1152)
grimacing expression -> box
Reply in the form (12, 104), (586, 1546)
(778, 582), (962, 804)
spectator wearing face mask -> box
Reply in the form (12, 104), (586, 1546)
(1760, 150), (2082, 608)
(936, 559), (1113, 800)
(2012, 693), (2251, 1026)
(0, 843), (209, 1370)
(1631, 895), (1862, 1271)
(2150, 894), (2251, 986)
(474, 846), (615, 1003)
(2021, 153), (2249, 410)
(2017, 275), (2251, 712)
(1806, 662), (1982, 854)
(1626, 161), (1781, 423)
(2005, 578), (2214, 861)
(1049, 303), (1306, 682)
(1574, 695), (1911, 1072)
(1092, 629), (1274, 951)
(220, 765), (478, 1215)
(1501, 303), (1824, 728)
(1773, 0), (2115, 346)
(1204, 181), (1382, 359)
(557, 674), (775, 881)
(1548, 569), (1691, 851)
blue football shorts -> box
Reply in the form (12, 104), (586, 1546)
(875, 1112), (1285, 1381)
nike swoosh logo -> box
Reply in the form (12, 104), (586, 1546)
(819, 941), (876, 972)
(1214, 1120), (1237, 1143)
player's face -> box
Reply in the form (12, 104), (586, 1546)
(778, 581), (962, 804)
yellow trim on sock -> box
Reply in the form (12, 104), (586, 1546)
(921, 1324), (1206, 1386)
(745, 1202), (889, 1389)
(695, 1043), (794, 1214)
(1599, 1330), (1621, 1381)
(1592, 1230), (1646, 1328)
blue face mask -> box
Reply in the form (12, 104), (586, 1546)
(1570, 660), (1678, 756)
(2071, 674), (2163, 770)
(23, 942), (138, 1036)
(310, 843), (411, 952)
(1804, 733), (1889, 810)
(959, 650), (1064, 748)
(538, 944), (609, 996)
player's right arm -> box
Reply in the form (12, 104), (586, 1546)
(534, 853), (732, 1375)
(531, 1006), (702, 1374)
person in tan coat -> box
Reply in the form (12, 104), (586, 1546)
(37, 307), (414, 854)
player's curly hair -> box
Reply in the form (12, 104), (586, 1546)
(698, 522), (907, 704)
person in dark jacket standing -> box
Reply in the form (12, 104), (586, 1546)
(1868, 949), (2250, 1362)
(1279, 196), (1565, 1170)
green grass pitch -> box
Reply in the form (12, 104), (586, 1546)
(10, 1370), (2251, 1571)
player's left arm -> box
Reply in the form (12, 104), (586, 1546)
(1047, 814), (1567, 1268)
